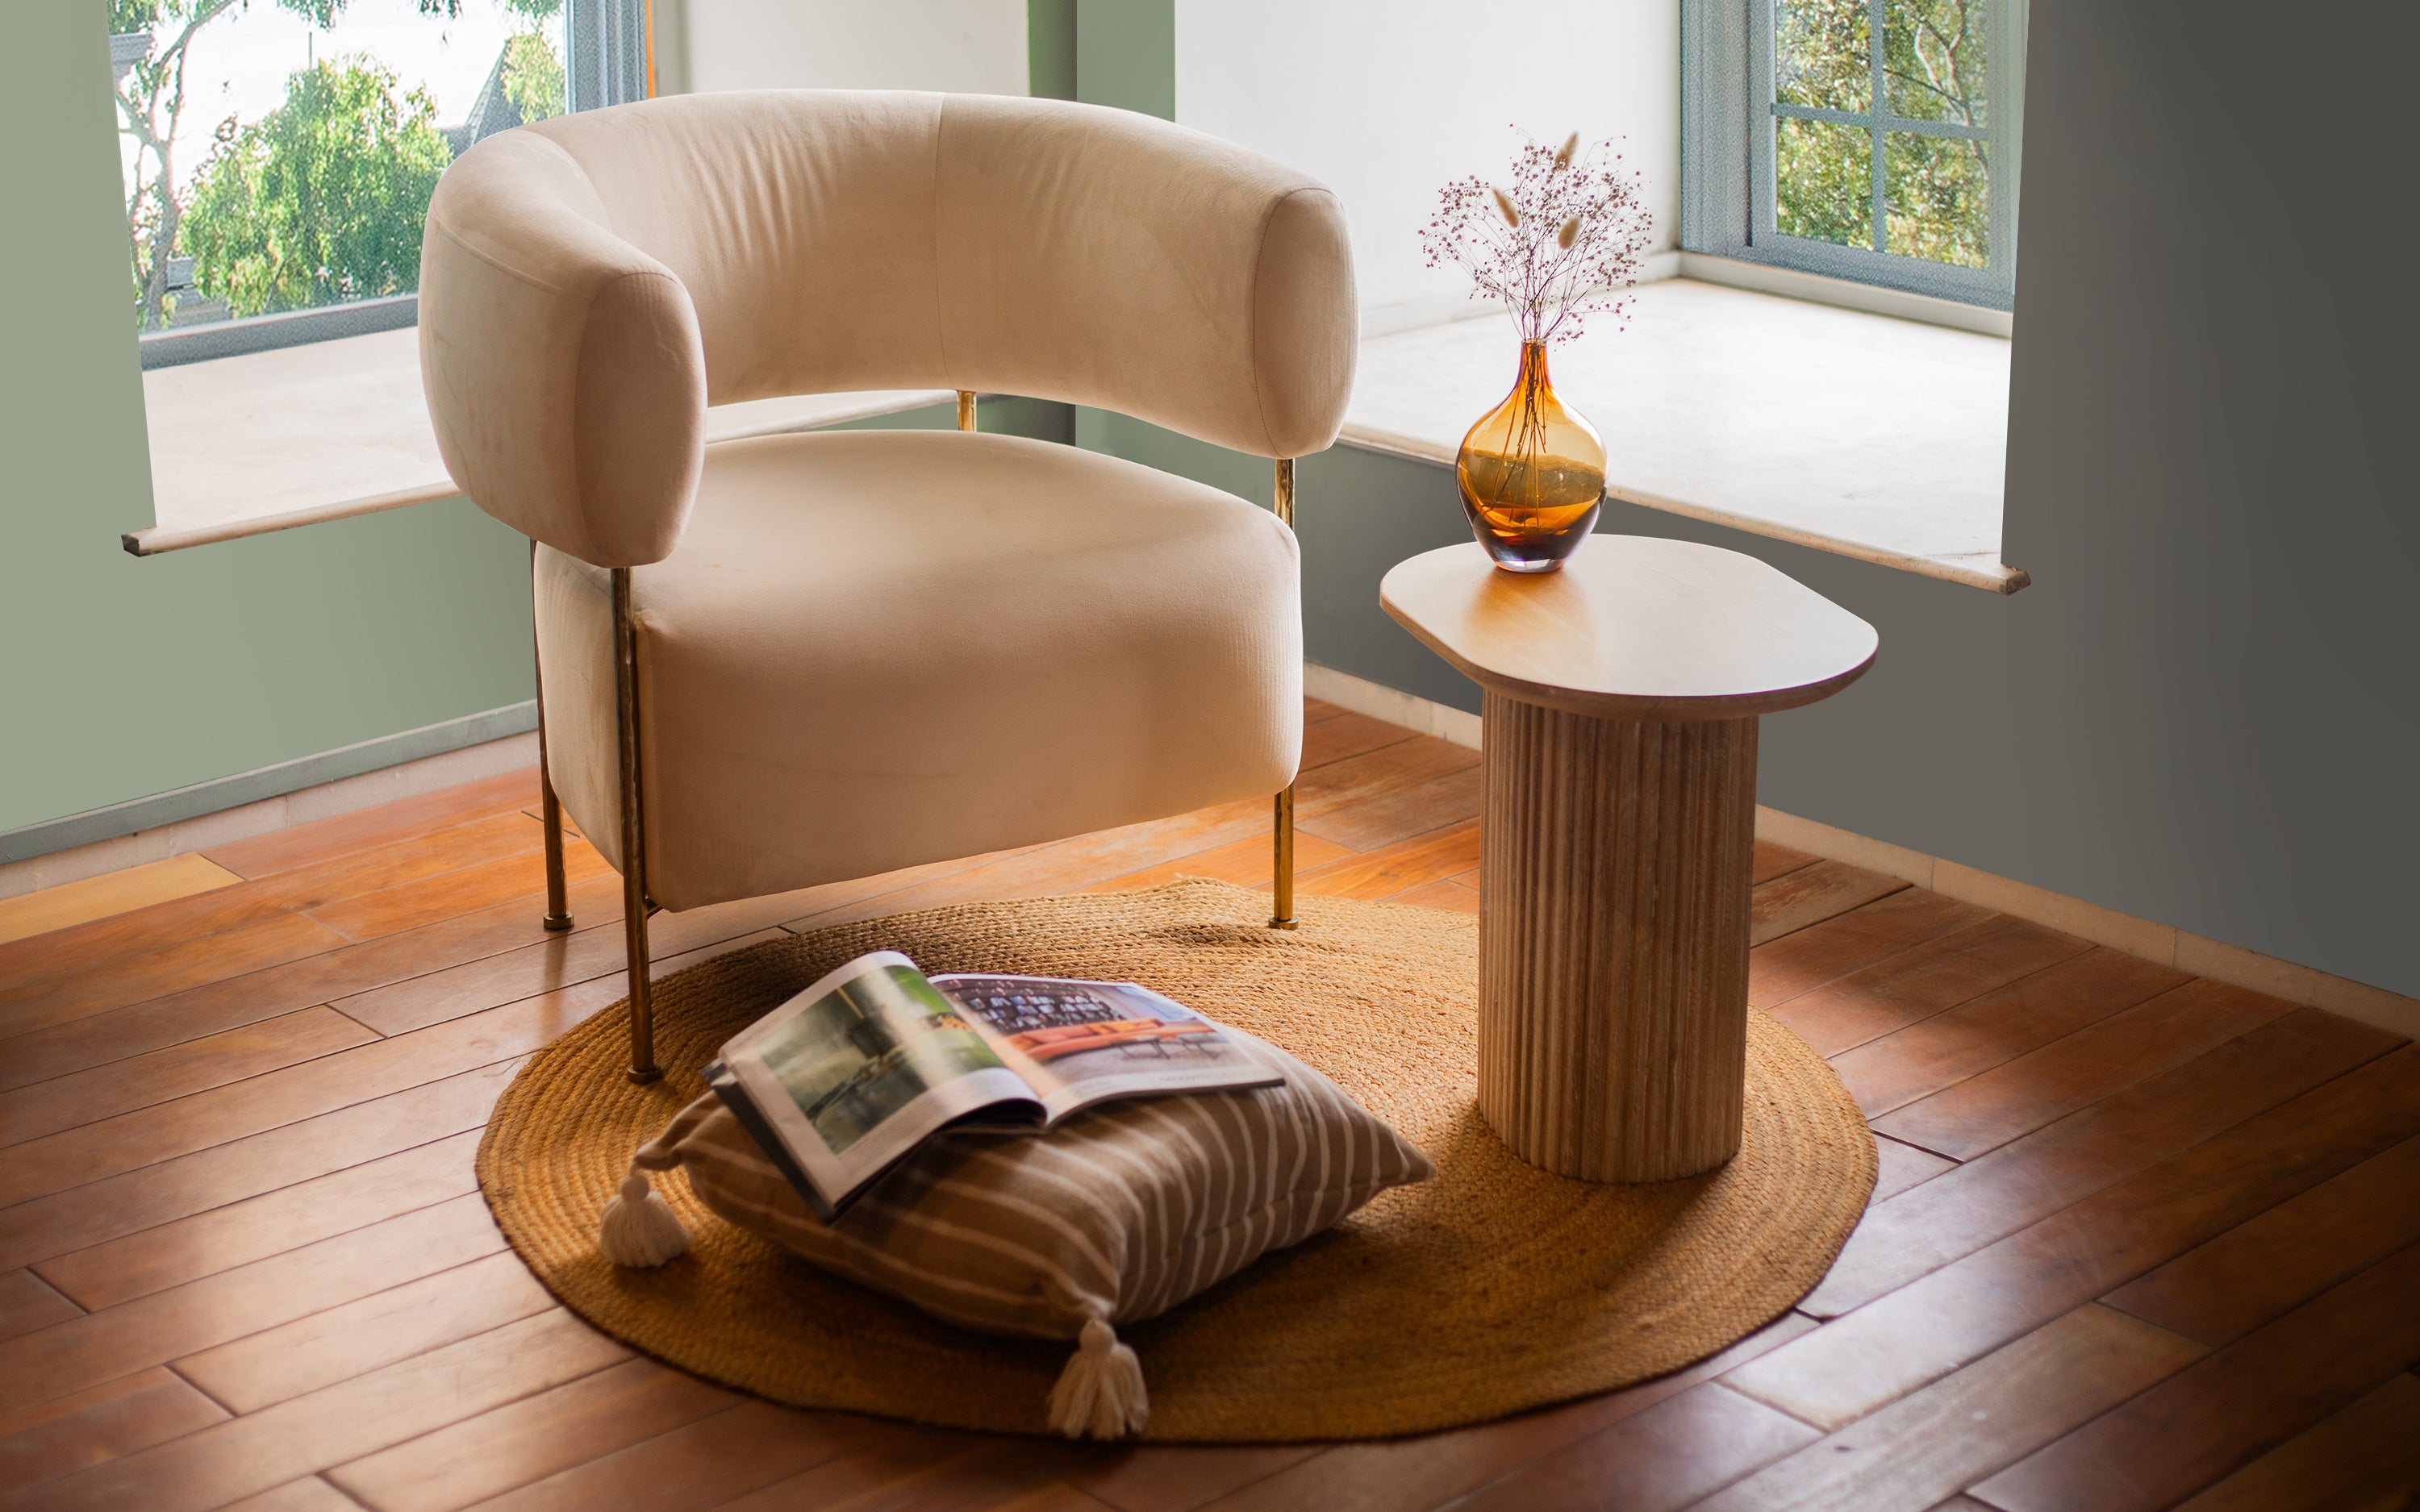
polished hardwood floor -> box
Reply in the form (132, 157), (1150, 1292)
(2, 702), (2415, 1512)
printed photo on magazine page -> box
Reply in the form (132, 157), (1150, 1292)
(933, 974), (1276, 1121)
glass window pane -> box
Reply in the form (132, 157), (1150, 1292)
(116, 0), (569, 332)
(1775, 117), (1874, 248)
(1884, 0), (1987, 126)
(1884, 131), (1988, 266)
(1775, 0), (1870, 112)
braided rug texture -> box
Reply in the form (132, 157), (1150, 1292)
(478, 878), (1876, 1441)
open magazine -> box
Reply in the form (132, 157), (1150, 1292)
(703, 951), (1282, 1220)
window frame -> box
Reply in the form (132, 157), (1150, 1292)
(130, 0), (649, 371)
(1681, 0), (2024, 310)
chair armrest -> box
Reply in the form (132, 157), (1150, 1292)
(419, 130), (707, 568)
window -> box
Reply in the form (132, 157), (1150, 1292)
(113, 0), (645, 369)
(1682, 0), (2023, 309)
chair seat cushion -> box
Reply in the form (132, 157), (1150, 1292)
(536, 429), (1302, 910)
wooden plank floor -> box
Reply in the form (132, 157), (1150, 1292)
(2, 700), (2414, 1512)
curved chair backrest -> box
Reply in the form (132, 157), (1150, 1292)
(419, 90), (1357, 568)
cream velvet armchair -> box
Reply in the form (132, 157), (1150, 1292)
(418, 90), (1356, 1081)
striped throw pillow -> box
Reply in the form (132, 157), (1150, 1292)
(613, 1030), (1433, 1438)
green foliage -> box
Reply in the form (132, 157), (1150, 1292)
(178, 58), (451, 317)
(502, 31), (563, 123)
(1880, 0), (1987, 266)
(1885, 132), (1986, 267)
(1776, 0), (1867, 112)
(1884, 0), (1986, 124)
(1776, 118), (1871, 248)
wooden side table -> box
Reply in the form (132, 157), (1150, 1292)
(1382, 538), (1878, 1182)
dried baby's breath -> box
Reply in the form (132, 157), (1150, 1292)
(1419, 128), (1654, 346)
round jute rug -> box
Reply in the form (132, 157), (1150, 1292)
(478, 878), (1874, 1442)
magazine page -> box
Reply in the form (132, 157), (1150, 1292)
(717, 951), (1039, 1217)
(931, 974), (1283, 1123)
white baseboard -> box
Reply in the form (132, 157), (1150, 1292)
(1753, 806), (2419, 1041)
(1305, 663), (1483, 750)
(0, 731), (539, 902)
(1307, 667), (2420, 1041)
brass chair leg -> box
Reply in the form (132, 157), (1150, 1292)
(538, 772), (573, 933)
(611, 566), (661, 1084)
(956, 389), (977, 431)
(1270, 784), (1298, 930)
(531, 542), (573, 932)
(1271, 456), (1299, 930)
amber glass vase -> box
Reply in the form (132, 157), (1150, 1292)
(1454, 339), (1606, 572)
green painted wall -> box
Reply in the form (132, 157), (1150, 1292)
(1063, 3), (1190, 478)
(1, 10), (1070, 849)
(1028, 0), (1078, 101)
(1074, 2), (1175, 121)
(2, 6), (532, 841)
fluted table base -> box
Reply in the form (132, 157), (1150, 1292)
(1478, 691), (1759, 1183)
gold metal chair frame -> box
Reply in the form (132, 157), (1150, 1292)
(529, 394), (1303, 1081)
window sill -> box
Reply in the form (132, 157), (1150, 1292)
(1340, 277), (2026, 594)
(124, 326), (951, 556)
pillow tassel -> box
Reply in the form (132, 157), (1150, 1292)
(599, 1164), (690, 1268)
(1047, 1317), (1150, 1439)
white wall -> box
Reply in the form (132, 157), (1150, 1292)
(1174, 0), (1679, 331)
(663, 0), (1027, 97)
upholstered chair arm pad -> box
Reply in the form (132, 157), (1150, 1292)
(930, 94), (1358, 461)
(419, 131), (707, 567)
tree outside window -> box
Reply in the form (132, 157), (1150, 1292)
(1773, 0), (1989, 268)
(111, 0), (565, 332)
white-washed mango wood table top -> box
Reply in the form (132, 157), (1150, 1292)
(1380, 538), (1879, 723)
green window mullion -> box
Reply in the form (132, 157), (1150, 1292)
(1773, 103), (1985, 141)
(1867, 0), (1888, 253)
